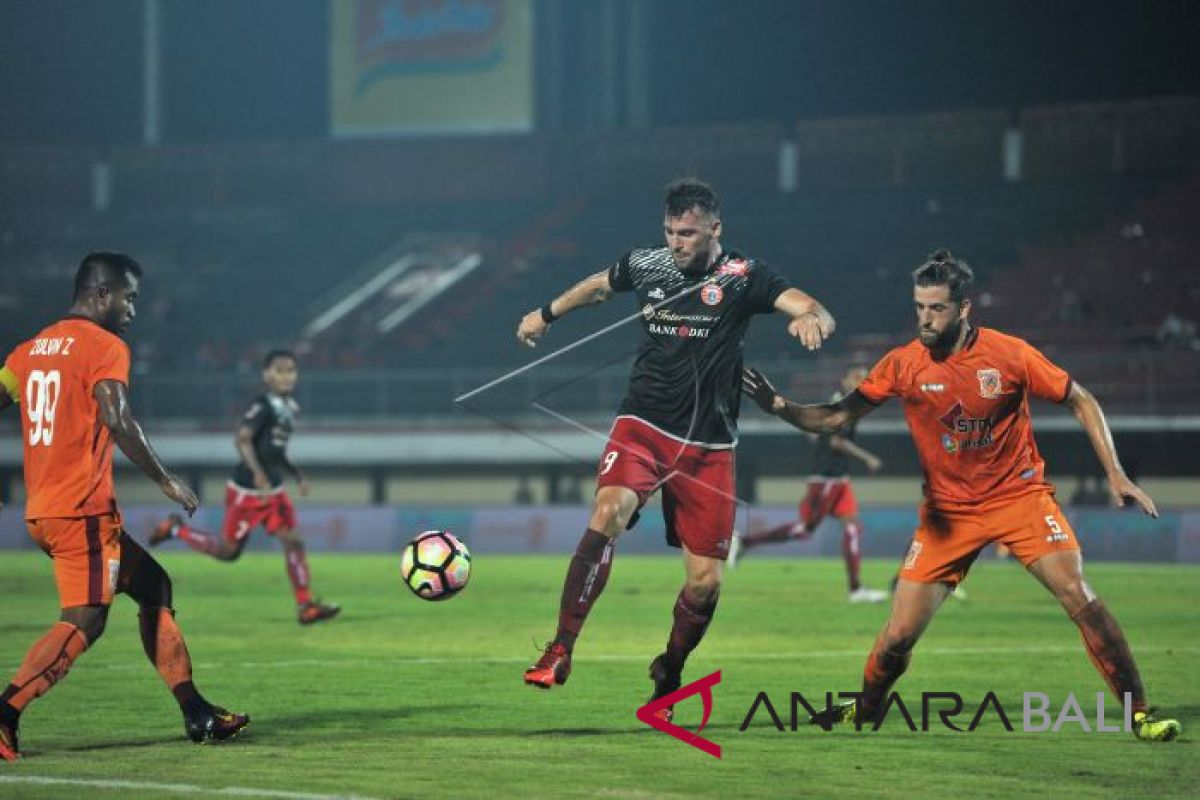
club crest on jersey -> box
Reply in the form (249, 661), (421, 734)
(643, 304), (655, 320)
(718, 258), (749, 277)
(977, 368), (1002, 399)
(701, 283), (724, 306)
(941, 433), (959, 454)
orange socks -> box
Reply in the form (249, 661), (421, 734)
(1070, 599), (1147, 714)
(0, 622), (90, 713)
(861, 641), (912, 713)
(138, 607), (194, 694)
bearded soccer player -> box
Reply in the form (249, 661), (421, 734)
(515, 179), (835, 719)
(730, 364), (889, 603)
(0, 253), (248, 762)
(150, 350), (339, 626)
(743, 250), (1180, 741)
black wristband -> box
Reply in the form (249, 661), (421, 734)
(540, 303), (558, 324)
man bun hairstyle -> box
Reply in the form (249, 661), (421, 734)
(912, 249), (974, 304)
(664, 177), (720, 219)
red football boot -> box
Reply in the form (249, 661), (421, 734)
(524, 643), (572, 689)
(298, 600), (341, 625)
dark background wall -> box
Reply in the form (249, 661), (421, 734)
(2, 0), (1198, 145)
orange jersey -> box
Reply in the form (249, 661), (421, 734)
(858, 326), (1071, 511)
(3, 317), (131, 520)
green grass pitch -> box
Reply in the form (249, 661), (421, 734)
(0, 551), (1196, 799)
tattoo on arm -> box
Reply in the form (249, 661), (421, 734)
(553, 270), (612, 317)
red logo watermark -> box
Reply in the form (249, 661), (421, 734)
(635, 670), (722, 758)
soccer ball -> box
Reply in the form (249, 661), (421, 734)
(400, 530), (471, 601)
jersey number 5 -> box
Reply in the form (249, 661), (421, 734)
(26, 369), (62, 447)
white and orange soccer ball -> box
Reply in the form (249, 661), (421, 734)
(400, 530), (472, 601)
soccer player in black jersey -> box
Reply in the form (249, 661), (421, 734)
(150, 350), (340, 625)
(517, 179), (835, 719)
(729, 364), (889, 603)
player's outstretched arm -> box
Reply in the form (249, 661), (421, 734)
(517, 269), (615, 348)
(773, 289), (835, 352)
(742, 367), (877, 434)
(94, 379), (199, 515)
(1063, 382), (1158, 517)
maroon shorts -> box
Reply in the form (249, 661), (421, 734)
(799, 478), (858, 529)
(595, 416), (736, 560)
(222, 483), (297, 543)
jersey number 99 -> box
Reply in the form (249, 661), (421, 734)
(25, 369), (61, 447)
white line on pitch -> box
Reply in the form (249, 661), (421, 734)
(0, 775), (378, 800)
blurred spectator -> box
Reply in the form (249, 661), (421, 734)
(1070, 474), (1110, 507)
(560, 476), (584, 505)
(1156, 312), (1199, 350)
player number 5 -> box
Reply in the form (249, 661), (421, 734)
(26, 369), (62, 447)
(1044, 515), (1062, 535)
(600, 450), (619, 475)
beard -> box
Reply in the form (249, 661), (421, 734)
(103, 310), (131, 334)
(919, 317), (963, 352)
(675, 248), (711, 274)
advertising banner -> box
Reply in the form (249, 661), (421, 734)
(330, 0), (533, 136)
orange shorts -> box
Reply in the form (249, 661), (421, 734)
(900, 491), (1079, 586)
(27, 513), (124, 608)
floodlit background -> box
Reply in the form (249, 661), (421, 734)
(0, 3), (1198, 798)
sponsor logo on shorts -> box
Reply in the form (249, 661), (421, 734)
(977, 368), (1002, 399)
(700, 283), (724, 306)
(921, 383), (945, 392)
(903, 540), (923, 569)
(1046, 532), (1070, 543)
(107, 559), (120, 593)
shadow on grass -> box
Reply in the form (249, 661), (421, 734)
(56, 735), (183, 754)
(263, 704), (477, 731)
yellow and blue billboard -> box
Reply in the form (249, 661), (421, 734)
(330, 0), (533, 136)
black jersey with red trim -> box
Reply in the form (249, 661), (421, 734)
(607, 247), (788, 447)
(812, 389), (857, 477)
(231, 392), (298, 489)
